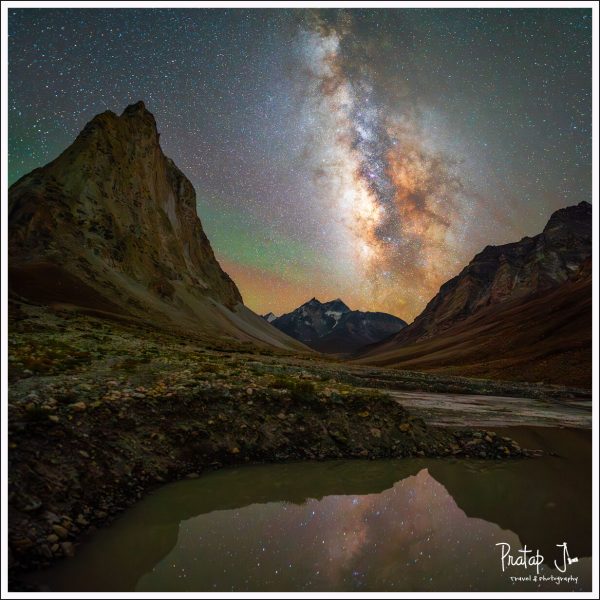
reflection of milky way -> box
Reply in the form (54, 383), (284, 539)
(135, 469), (590, 592)
(29, 454), (592, 592)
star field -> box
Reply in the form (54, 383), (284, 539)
(8, 8), (592, 320)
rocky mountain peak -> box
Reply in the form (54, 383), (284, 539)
(73, 101), (160, 155)
(323, 298), (351, 313)
(543, 200), (591, 233)
(304, 297), (321, 307)
(383, 201), (592, 344)
(121, 100), (149, 116)
(9, 101), (246, 322)
(268, 298), (406, 353)
(299, 298), (350, 313)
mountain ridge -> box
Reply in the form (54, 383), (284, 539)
(389, 201), (592, 344)
(8, 101), (307, 351)
(266, 298), (407, 353)
(356, 201), (592, 387)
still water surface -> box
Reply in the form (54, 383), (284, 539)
(29, 427), (591, 592)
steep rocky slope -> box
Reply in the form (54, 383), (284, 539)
(267, 298), (407, 353)
(390, 201), (591, 343)
(8, 102), (305, 351)
(357, 203), (592, 387)
(356, 263), (591, 387)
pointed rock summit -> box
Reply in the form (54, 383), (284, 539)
(8, 102), (304, 349)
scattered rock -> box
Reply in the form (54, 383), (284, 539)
(6, 333), (541, 580)
(51, 525), (69, 540)
(38, 544), (53, 559)
(12, 537), (34, 550)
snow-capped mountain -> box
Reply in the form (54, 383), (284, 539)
(264, 298), (407, 354)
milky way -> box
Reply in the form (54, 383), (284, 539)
(8, 8), (591, 320)
(295, 13), (478, 314)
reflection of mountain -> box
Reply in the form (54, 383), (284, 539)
(31, 461), (420, 591)
(30, 429), (591, 591)
(427, 427), (592, 562)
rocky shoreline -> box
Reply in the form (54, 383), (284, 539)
(8, 380), (533, 583)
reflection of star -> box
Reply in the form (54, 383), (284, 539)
(135, 469), (530, 591)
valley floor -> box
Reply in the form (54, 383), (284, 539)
(7, 302), (592, 585)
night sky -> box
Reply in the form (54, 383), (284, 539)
(8, 8), (592, 320)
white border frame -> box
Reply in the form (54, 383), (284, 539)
(1, 2), (597, 598)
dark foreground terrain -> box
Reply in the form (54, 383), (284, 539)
(8, 301), (591, 587)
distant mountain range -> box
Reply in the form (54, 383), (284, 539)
(8, 102), (306, 352)
(264, 298), (407, 353)
(356, 201), (592, 387)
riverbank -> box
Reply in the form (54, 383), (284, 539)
(8, 374), (532, 580)
(386, 390), (592, 429)
(9, 308), (581, 585)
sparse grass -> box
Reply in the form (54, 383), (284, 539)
(9, 338), (92, 378)
(269, 377), (316, 401)
(269, 376), (294, 389)
(116, 355), (152, 372)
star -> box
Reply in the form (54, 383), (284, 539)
(8, 7), (591, 320)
